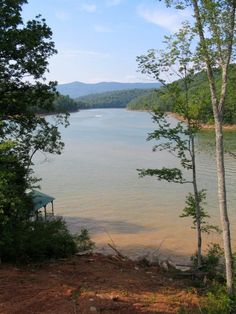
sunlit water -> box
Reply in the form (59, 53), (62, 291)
(34, 109), (236, 262)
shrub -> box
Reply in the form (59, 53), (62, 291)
(200, 284), (236, 314)
(73, 228), (95, 252)
(191, 243), (224, 280)
(0, 217), (77, 263)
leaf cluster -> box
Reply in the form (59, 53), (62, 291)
(180, 190), (220, 234)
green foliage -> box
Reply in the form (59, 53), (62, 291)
(178, 66), (236, 125)
(202, 244), (224, 273)
(76, 89), (153, 109)
(127, 89), (173, 112)
(74, 228), (95, 252)
(129, 65), (236, 125)
(53, 94), (78, 113)
(136, 24), (219, 268)
(0, 217), (77, 263)
(0, 0), (57, 116)
(0, 0), (63, 185)
(137, 109), (198, 183)
(200, 284), (236, 314)
(33, 94), (79, 114)
(0, 142), (33, 224)
(138, 167), (184, 183)
(0, 1), (71, 263)
(180, 191), (220, 234)
(162, 0), (235, 295)
(191, 243), (224, 280)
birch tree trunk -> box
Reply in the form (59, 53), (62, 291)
(214, 113), (234, 295)
(191, 0), (235, 295)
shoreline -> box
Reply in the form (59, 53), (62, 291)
(0, 253), (202, 313)
(167, 112), (236, 131)
(127, 108), (236, 130)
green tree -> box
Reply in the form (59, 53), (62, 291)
(53, 94), (78, 113)
(137, 24), (211, 268)
(164, 0), (235, 296)
(0, 0), (65, 179)
(0, 0), (68, 260)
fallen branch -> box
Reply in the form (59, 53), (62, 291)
(108, 243), (125, 259)
(228, 151), (236, 159)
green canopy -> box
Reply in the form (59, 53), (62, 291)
(28, 190), (55, 212)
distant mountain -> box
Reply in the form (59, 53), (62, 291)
(57, 81), (160, 98)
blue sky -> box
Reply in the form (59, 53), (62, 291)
(22, 0), (193, 84)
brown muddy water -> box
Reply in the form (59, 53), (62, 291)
(34, 109), (236, 263)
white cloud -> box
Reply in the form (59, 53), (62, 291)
(94, 25), (112, 33)
(55, 10), (70, 21)
(79, 3), (97, 13)
(62, 50), (110, 58)
(106, 0), (122, 6)
(137, 5), (193, 33)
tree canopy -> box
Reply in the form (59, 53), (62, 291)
(0, 0), (72, 262)
(76, 88), (153, 109)
(127, 64), (236, 124)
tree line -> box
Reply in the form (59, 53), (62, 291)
(75, 88), (153, 109)
(0, 0), (76, 262)
(127, 64), (236, 125)
(136, 0), (236, 300)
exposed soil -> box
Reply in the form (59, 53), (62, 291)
(0, 253), (202, 314)
(168, 112), (236, 130)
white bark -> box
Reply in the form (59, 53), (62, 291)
(191, 0), (235, 295)
(215, 114), (234, 295)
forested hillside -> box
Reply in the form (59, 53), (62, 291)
(32, 94), (80, 114)
(35, 65), (236, 119)
(127, 89), (174, 112)
(53, 95), (79, 112)
(127, 64), (236, 124)
(76, 89), (154, 109)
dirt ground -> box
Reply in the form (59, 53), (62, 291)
(0, 253), (201, 314)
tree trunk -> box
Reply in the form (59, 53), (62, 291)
(191, 135), (202, 268)
(191, 0), (234, 295)
(214, 116), (234, 295)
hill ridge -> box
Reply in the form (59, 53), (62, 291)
(57, 81), (160, 98)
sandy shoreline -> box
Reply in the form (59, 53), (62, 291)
(168, 112), (236, 130)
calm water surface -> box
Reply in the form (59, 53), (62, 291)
(34, 109), (236, 262)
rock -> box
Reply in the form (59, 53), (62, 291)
(76, 250), (92, 256)
(167, 260), (177, 269)
(90, 306), (97, 312)
(159, 259), (177, 271)
(160, 261), (169, 271)
(175, 265), (191, 272)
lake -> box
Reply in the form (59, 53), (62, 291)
(34, 109), (236, 262)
